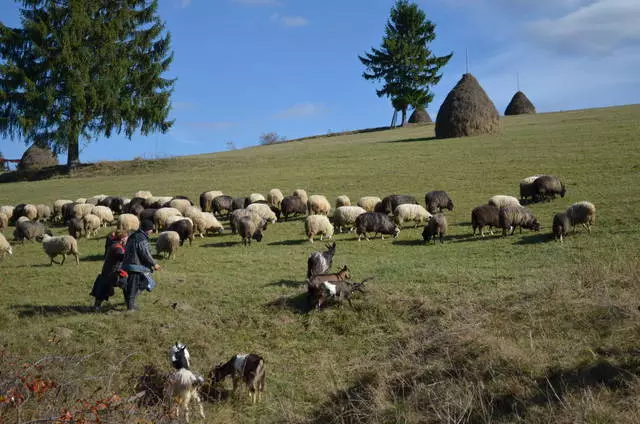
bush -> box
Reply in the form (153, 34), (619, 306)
(259, 132), (287, 145)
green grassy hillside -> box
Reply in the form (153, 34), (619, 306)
(1, 105), (640, 423)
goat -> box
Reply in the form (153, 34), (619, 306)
(306, 265), (351, 310)
(211, 353), (265, 403)
(319, 277), (374, 309)
(306, 242), (336, 278)
(164, 343), (205, 423)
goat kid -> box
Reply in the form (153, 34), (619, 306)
(319, 277), (374, 309)
(212, 353), (265, 403)
(164, 343), (205, 423)
(306, 265), (351, 310)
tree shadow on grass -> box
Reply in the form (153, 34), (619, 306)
(514, 233), (554, 245)
(268, 239), (307, 246)
(11, 304), (99, 318)
(263, 279), (305, 288)
(265, 292), (312, 314)
(383, 136), (437, 143)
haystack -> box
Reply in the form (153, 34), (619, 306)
(504, 91), (536, 115)
(408, 107), (432, 124)
(18, 144), (58, 171)
(435, 73), (501, 139)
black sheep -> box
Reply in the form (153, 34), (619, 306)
(167, 219), (194, 246)
(280, 196), (307, 221)
(375, 195), (419, 215)
(425, 191), (454, 214)
(354, 212), (400, 240)
(471, 204), (500, 236)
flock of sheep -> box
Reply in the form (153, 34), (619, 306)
(0, 173), (597, 265)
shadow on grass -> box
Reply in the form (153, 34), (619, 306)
(202, 241), (240, 248)
(278, 215), (307, 223)
(514, 233), (554, 245)
(392, 239), (425, 246)
(11, 304), (98, 317)
(383, 136), (437, 143)
(265, 292), (312, 314)
(82, 254), (105, 262)
(263, 279), (304, 288)
(268, 239), (307, 246)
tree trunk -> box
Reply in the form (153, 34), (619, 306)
(401, 107), (407, 126)
(390, 110), (398, 128)
(67, 127), (80, 170)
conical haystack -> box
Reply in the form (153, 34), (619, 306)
(435, 73), (501, 139)
(18, 144), (58, 171)
(504, 91), (536, 115)
(408, 107), (432, 124)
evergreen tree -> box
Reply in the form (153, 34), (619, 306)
(359, 0), (452, 126)
(0, 0), (174, 167)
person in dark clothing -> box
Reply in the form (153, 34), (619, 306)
(121, 219), (161, 311)
(91, 229), (129, 311)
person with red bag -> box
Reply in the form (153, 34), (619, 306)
(91, 229), (129, 311)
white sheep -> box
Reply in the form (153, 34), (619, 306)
(304, 215), (334, 243)
(566, 201), (596, 233)
(35, 204), (52, 221)
(0, 233), (12, 260)
(0, 212), (8, 232)
(154, 208), (183, 232)
(230, 209), (263, 234)
(73, 203), (94, 219)
(86, 194), (108, 205)
(333, 206), (366, 233)
(267, 188), (284, 209)
(192, 212), (223, 237)
(488, 195), (521, 209)
(16, 216), (30, 224)
(118, 214), (140, 232)
(249, 193), (265, 203)
(41, 234), (79, 265)
(157, 231), (180, 259)
(357, 196), (382, 212)
(0, 205), (15, 219)
(90, 205), (114, 227)
(246, 203), (277, 224)
(165, 215), (192, 228)
(307, 195), (331, 216)
(83, 214), (102, 238)
(169, 198), (192, 215)
(23, 204), (38, 221)
(292, 189), (308, 205)
(394, 204), (432, 228)
(335, 195), (351, 208)
(200, 190), (224, 212)
(145, 196), (173, 208)
(52, 200), (72, 219)
(133, 190), (153, 199)
(75, 198), (87, 204)
(183, 206), (203, 220)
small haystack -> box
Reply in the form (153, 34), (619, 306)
(18, 144), (58, 171)
(408, 107), (432, 124)
(435, 73), (501, 139)
(504, 91), (536, 115)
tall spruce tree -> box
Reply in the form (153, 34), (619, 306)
(359, 0), (452, 126)
(0, 0), (174, 167)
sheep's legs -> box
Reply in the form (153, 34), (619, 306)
(194, 392), (205, 418)
(74, 253), (79, 265)
(60, 254), (66, 266)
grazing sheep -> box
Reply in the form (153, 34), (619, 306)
(499, 206), (540, 236)
(83, 214), (102, 238)
(86, 194), (108, 205)
(488, 195), (521, 209)
(117, 214), (140, 232)
(74, 198), (87, 204)
(98, 196), (125, 214)
(16, 216), (30, 225)
(90, 205), (114, 227)
(394, 204), (432, 228)
(230, 209), (260, 234)
(375, 195), (419, 215)
(13, 204), (38, 222)
(292, 189), (308, 205)
(249, 193), (265, 203)
(169, 198), (192, 215)
(156, 231), (180, 259)
(532, 175), (566, 202)
(199, 190), (224, 212)
(552, 212), (571, 242)
(332, 206), (367, 233)
(267, 188), (284, 209)
(163, 215), (192, 229)
(41, 234), (79, 265)
(519, 175), (543, 201)
(167, 219), (194, 246)
(280, 196), (307, 221)
(68, 217), (84, 239)
(0, 212), (8, 232)
(52, 200), (71, 221)
(154, 208), (183, 232)
(0, 233), (12, 260)
(565, 201), (596, 233)
(139, 208), (157, 223)
(246, 203), (278, 224)
(335, 195), (351, 208)
(422, 214), (448, 244)
(357, 196), (382, 212)
(355, 212), (400, 241)
(183, 206), (203, 220)
(1, 205), (15, 220)
(237, 216), (264, 245)
(149, 196), (174, 209)
(232, 197), (251, 211)
(192, 212), (224, 237)
(35, 204), (52, 222)
(305, 215), (334, 243)
(425, 191), (454, 214)
(212, 353), (265, 404)
(73, 203), (94, 219)
(211, 195), (233, 217)
(14, 221), (52, 242)
(307, 242), (336, 278)
(126, 197), (146, 212)
(307, 195), (331, 216)
(133, 190), (153, 199)
(471, 204), (501, 236)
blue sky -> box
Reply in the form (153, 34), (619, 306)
(1, 0), (639, 163)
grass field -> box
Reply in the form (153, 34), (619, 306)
(1, 104), (640, 423)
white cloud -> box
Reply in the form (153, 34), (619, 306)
(270, 13), (308, 27)
(233, 0), (282, 5)
(274, 102), (327, 119)
(180, 0), (191, 8)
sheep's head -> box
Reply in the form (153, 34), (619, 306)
(252, 229), (263, 242)
(421, 226), (430, 242)
(39, 234), (52, 243)
(560, 183), (566, 198)
(447, 200), (454, 211)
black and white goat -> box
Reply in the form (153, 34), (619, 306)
(211, 353), (265, 403)
(164, 343), (205, 422)
(317, 277), (373, 309)
(306, 242), (336, 278)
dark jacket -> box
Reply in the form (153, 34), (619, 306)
(91, 242), (125, 301)
(122, 229), (156, 272)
